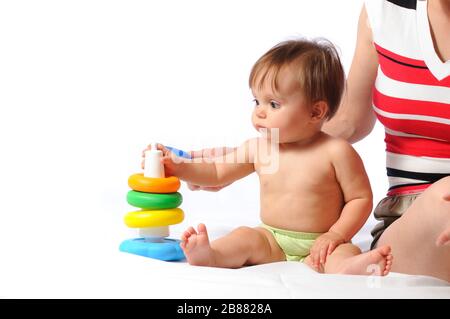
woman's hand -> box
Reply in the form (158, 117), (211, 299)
(186, 147), (236, 192)
(436, 192), (450, 246)
(310, 231), (346, 269)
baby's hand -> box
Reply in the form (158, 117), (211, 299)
(310, 231), (345, 269)
(141, 143), (184, 177)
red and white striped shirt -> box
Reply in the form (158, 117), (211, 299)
(365, 0), (450, 196)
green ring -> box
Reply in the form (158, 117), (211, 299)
(127, 191), (183, 209)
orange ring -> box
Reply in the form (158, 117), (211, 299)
(128, 173), (180, 193)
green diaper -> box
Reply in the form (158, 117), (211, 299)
(260, 223), (323, 262)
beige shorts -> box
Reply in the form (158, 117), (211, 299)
(370, 193), (420, 249)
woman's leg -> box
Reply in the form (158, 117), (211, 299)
(376, 176), (450, 282)
(180, 224), (285, 268)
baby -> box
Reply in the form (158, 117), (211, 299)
(148, 38), (393, 275)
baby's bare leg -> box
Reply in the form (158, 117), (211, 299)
(305, 243), (393, 276)
(180, 225), (285, 268)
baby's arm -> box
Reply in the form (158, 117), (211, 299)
(159, 139), (255, 187)
(310, 139), (373, 268)
(329, 140), (373, 241)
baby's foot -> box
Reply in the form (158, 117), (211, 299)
(337, 245), (393, 276)
(180, 223), (216, 266)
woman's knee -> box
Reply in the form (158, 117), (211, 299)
(427, 177), (450, 215)
(430, 176), (450, 194)
(403, 177), (450, 233)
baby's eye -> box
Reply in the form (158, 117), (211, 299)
(270, 101), (281, 109)
(253, 99), (260, 106)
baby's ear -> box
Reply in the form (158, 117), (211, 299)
(310, 101), (329, 122)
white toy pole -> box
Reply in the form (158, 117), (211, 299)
(139, 226), (170, 239)
(144, 143), (165, 178)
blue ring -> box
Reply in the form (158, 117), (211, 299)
(119, 238), (185, 261)
(165, 146), (191, 159)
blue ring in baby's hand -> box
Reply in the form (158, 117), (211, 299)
(165, 146), (192, 159)
(119, 238), (185, 261)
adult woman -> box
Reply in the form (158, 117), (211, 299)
(185, 0), (450, 282)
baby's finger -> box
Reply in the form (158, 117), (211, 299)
(327, 242), (338, 256)
(161, 155), (174, 166)
(201, 186), (224, 192)
(319, 246), (328, 265)
(311, 249), (319, 267)
(160, 144), (180, 160)
(142, 149), (149, 158)
(308, 248), (315, 266)
(143, 143), (153, 153)
(156, 143), (169, 155)
(187, 183), (201, 191)
(142, 143), (157, 157)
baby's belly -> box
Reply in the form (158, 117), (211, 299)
(260, 195), (343, 233)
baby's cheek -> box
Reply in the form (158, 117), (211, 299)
(250, 112), (258, 124)
(273, 119), (293, 135)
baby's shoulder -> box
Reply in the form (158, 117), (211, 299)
(320, 134), (357, 158)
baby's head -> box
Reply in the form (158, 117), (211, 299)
(249, 38), (345, 144)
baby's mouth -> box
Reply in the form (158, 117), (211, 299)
(255, 125), (267, 131)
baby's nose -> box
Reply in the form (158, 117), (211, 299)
(256, 107), (266, 118)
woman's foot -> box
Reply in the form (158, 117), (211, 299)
(337, 245), (393, 276)
(180, 223), (216, 266)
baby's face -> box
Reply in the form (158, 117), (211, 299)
(251, 67), (313, 144)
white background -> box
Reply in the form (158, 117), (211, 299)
(0, 0), (389, 296)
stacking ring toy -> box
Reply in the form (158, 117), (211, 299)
(124, 208), (184, 228)
(139, 226), (170, 238)
(128, 174), (180, 193)
(127, 191), (182, 210)
(119, 238), (185, 261)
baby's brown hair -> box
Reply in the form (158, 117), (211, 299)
(249, 38), (345, 120)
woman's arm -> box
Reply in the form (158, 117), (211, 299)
(322, 5), (379, 143)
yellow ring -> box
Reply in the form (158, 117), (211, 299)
(124, 208), (184, 228)
(128, 173), (180, 193)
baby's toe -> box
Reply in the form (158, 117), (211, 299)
(185, 234), (198, 250)
(181, 230), (192, 241)
(187, 226), (197, 235)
